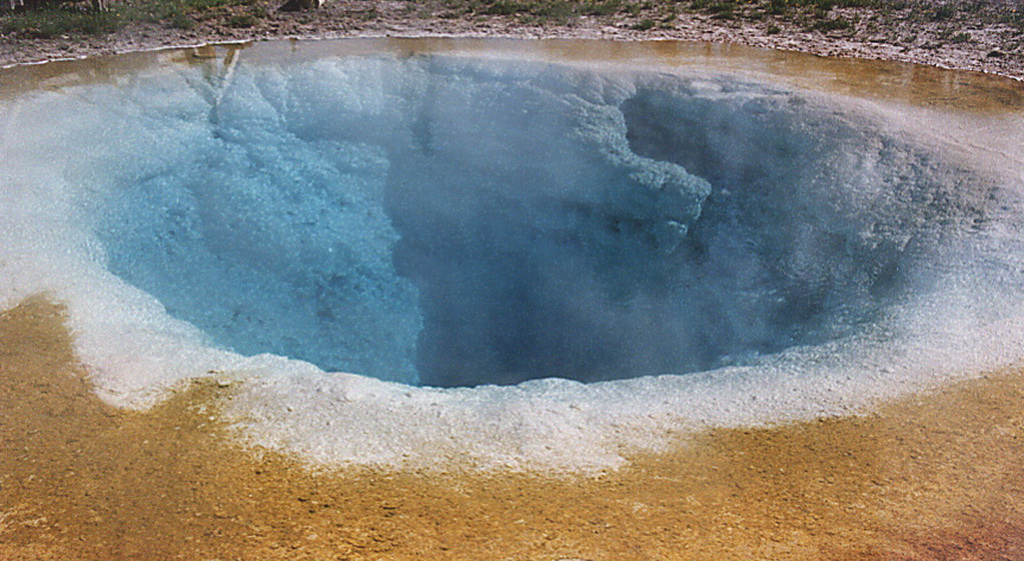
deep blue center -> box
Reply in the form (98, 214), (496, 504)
(90, 56), (982, 387)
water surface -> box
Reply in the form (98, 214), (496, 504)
(1, 39), (1023, 472)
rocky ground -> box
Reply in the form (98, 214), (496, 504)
(1, 0), (1023, 81)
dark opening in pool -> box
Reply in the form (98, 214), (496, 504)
(89, 57), (984, 387)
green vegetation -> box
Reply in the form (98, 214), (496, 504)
(930, 3), (955, 20)
(469, 0), (597, 22)
(585, 0), (621, 15)
(452, 0), (893, 24)
(1, 0), (1022, 46)
(424, 0), (1024, 41)
(226, 11), (255, 25)
(811, 14), (851, 32)
(632, 16), (653, 28)
(950, 31), (972, 43)
(0, 6), (120, 37)
(0, 0), (263, 39)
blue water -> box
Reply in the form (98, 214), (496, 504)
(87, 55), (987, 387)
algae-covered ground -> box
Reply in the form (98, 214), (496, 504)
(3, 298), (1024, 560)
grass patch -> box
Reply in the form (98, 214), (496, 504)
(930, 3), (956, 21)
(480, 0), (530, 15)
(632, 16), (654, 28)
(535, 0), (574, 19)
(2, 0), (1021, 47)
(168, 10), (195, 27)
(0, 7), (122, 38)
(811, 15), (851, 31)
(1, 0), (263, 38)
(475, 0), (580, 22)
(584, 0), (622, 16)
(951, 31), (972, 43)
(226, 12), (256, 25)
(705, 1), (735, 19)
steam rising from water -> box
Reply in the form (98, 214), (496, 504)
(2, 45), (1024, 471)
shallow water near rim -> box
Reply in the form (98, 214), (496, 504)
(2, 39), (1024, 472)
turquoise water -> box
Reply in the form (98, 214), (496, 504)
(81, 54), (984, 387)
(3, 40), (1023, 471)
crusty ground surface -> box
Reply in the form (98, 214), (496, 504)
(2, 297), (1023, 560)
(1, 0), (1023, 81)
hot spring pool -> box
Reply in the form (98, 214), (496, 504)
(2, 39), (1024, 472)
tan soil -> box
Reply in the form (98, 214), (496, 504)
(3, 296), (1023, 560)
(1, 1), (1023, 82)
